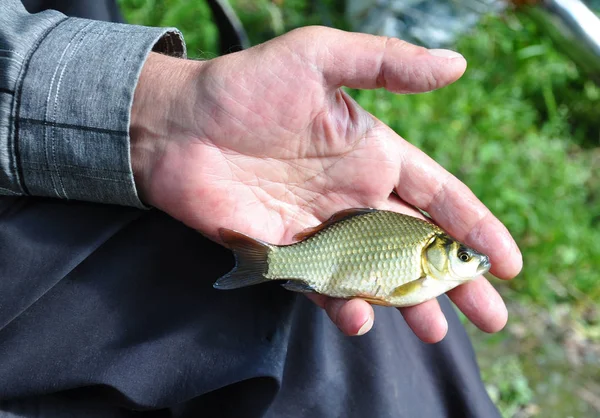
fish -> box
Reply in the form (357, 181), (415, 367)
(213, 208), (491, 307)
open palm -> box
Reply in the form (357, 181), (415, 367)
(133, 27), (522, 343)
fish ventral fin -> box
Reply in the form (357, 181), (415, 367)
(293, 208), (378, 241)
(355, 293), (393, 306)
(213, 228), (271, 290)
(391, 278), (425, 297)
(281, 280), (315, 293)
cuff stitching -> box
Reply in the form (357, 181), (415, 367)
(27, 168), (129, 184)
(71, 174), (129, 183)
(0, 49), (26, 60)
(12, 15), (68, 196)
(24, 161), (130, 174)
(20, 117), (127, 136)
(47, 20), (96, 200)
(0, 186), (19, 195)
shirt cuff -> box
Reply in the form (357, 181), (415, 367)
(16, 17), (186, 208)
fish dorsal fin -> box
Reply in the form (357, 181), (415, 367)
(293, 208), (378, 242)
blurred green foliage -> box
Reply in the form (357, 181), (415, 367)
(118, 0), (219, 57)
(482, 355), (534, 417)
(118, 0), (600, 309)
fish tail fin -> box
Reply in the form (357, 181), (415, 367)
(213, 228), (272, 290)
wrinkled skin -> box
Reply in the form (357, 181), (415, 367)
(131, 26), (522, 343)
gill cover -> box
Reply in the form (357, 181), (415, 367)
(423, 234), (452, 280)
(424, 233), (490, 281)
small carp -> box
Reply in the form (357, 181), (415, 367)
(213, 208), (491, 307)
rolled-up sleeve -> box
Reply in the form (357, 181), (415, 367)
(0, 0), (186, 208)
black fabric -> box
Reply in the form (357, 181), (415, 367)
(1, 2), (500, 417)
(0, 197), (499, 418)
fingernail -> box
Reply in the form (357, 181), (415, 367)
(428, 49), (463, 59)
(356, 314), (374, 336)
(442, 316), (449, 335)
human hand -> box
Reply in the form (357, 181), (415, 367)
(130, 27), (522, 343)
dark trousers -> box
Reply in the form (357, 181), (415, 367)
(0, 3), (499, 417)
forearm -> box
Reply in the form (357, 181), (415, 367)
(0, 0), (185, 207)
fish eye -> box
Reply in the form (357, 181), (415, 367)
(458, 251), (471, 262)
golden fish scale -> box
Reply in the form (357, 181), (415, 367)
(266, 211), (442, 299)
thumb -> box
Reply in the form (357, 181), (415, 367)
(284, 26), (467, 94)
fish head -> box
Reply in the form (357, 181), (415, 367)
(424, 234), (491, 282)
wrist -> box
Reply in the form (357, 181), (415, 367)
(129, 52), (203, 205)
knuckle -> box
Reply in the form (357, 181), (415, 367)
(286, 25), (331, 40)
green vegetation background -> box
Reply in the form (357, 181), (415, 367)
(117, 1), (600, 416)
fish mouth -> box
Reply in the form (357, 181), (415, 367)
(477, 256), (491, 275)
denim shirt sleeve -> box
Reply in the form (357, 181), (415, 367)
(0, 0), (186, 208)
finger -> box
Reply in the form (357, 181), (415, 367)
(447, 277), (508, 333)
(385, 128), (522, 279)
(324, 298), (375, 336)
(286, 27), (467, 93)
(399, 299), (448, 344)
(305, 292), (328, 309)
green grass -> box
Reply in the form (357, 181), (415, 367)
(119, 0), (600, 309)
(481, 354), (534, 418)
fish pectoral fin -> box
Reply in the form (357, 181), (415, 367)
(292, 208), (378, 241)
(355, 294), (393, 307)
(391, 278), (426, 297)
(281, 280), (315, 293)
